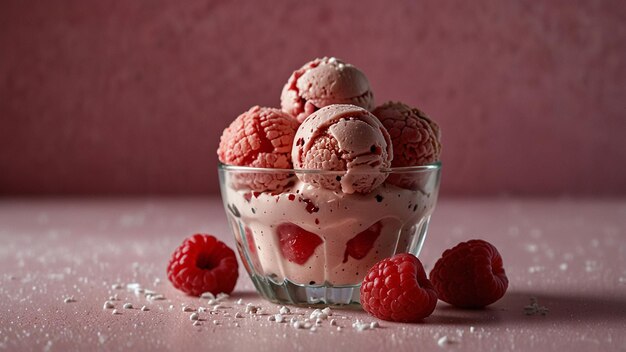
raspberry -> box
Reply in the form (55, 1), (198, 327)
(360, 253), (438, 322)
(277, 223), (323, 265)
(429, 239), (508, 308)
(167, 234), (239, 297)
(343, 221), (383, 263)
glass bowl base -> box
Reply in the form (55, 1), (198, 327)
(249, 275), (362, 307)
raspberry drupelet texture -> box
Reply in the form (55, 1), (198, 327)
(373, 101), (441, 167)
(167, 234), (239, 296)
(429, 239), (508, 308)
(360, 253), (438, 322)
(217, 106), (300, 192)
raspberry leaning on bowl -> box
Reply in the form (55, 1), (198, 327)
(360, 253), (438, 322)
(167, 234), (239, 296)
(429, 239), (508, 308)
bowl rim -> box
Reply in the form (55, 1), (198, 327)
(217, 161), (441, 174)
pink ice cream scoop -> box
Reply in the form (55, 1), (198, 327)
(373, 101), (441, 189)
(291, 104), (392, 194)
(373, 101), (441, 167)
(281, 57), (374, 123)
(218, 106), (300, 192)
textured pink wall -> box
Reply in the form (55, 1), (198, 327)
(1, 0), (625, 196)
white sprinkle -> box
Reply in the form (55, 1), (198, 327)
(310, 309), (321, 318)
(245, 303), (259, 314)
(123, 303), (133, 309)
(315, 318), (323, 325)
(112, 309), (120, 315)
(168, 304), (175, 310)
(328, 57), (337, 64)
(198, 307), (207, 313)
(234, 322), (240, 327)
(310, 326), (317, 332)
(279, 306), (291, 315)
(200, 292), (215, 300)
(352, 320), (370, 332)
(469, 326), (475, 333)
(141, 306), (149, 311)
(292, 321), (304, 329)
(559, 263), (568, 271)
(182, 306), (195, 312)
(235, 298), (243, 305)
(275, 314), (285, 323)
(310, 309), (328, 320)
(126, 283), (141, 290)
(321, 307), (332, 316)
(192, 320), (201, 326)
(103, 301), (114, 309)
(290, 317), (297, 324)
(212, 304), (222, 311)
(216, 293), (229, 301)
(336, 326), (343, 332)
(108, 295), (120, 301)
(370, 322), (379, 329)
(149, 294), (165, 301)
(63, 297), (76, 303)
(111, 283), (123, 290)
(437, 336), (457, 347)
(212, 320), (219, 325)
(330, 319), (337, 326)
(189, 312), (199, 321)
(153, 278), (161, 285)
(223, 312), (231, 317)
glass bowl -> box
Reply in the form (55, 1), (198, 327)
(218, 162), (441, 306)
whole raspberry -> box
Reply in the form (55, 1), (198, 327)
(167, 234), (239, 296)
(360, 253), (437, 322)
(429, 239), (508, 308)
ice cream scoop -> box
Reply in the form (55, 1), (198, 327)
(291, 104), (392, 194)
(373, 101), (441, 190)
(373, 101), (441, 167)
(281, 57), (374, 123)
(217, 106), (300, 192)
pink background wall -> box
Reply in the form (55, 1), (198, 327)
(1, 0), (625, 196)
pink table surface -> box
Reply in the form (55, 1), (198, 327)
(0, 197), (625, 351)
